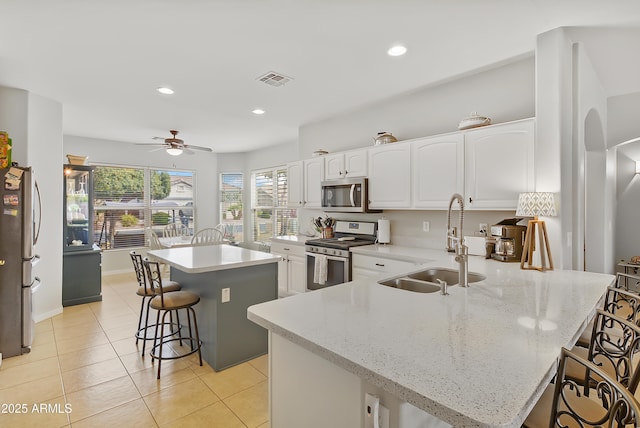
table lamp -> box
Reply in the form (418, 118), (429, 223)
(516, 192), (556, 271)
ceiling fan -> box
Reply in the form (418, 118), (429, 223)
(137, 130), (213, 156)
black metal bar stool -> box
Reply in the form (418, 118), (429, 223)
(130, 251), (182, 356)
(142, 258), (203, 379)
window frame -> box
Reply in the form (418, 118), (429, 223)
(250, 166), (297, 242)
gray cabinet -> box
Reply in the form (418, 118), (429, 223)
(62, 245), (102, 306)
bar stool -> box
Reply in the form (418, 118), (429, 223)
(142, 258), (203, 379)
(130, 251), (181, 356)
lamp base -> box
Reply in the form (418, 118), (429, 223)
(520, 219), (554, 272)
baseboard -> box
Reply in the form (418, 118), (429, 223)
(34, 307), (63, 323)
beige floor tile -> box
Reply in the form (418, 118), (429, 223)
(200, 361), (267, 399)
(35, 318), (54, 333)
(71, 398), (158, 428)
(52, 309), (96, 328)
(111, 335), (145, 357)
(65, 375), (141, 423)
(0, 373), (64, 404)
(0, 356), (60, 389)
(162, 401), (246, 428)
(104, 324), (137, 343)
(33, 328), (56, 346)
(55, 331), (109, 355)
(58, 342), (118, 372)
(224, 380), (269, 428)
(130, 364), (197, 396)
(0, 340), (58, 369)
(249, 353), (269, 377)
(119, 350), (157, 374)
(98, 312), (140, 331)
(256, 422), (270, 428)
(0, 396), (70, 428)
(53, 320), (104, 340)
(143, 377), (220, 425)
(61, 357), (128, 393)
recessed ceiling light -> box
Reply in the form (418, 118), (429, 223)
(157, 87), (175, 95)
(252, 108), (266, 115)
(387, 45), (407, 56)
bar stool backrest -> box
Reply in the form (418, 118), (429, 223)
(130, 251), (150, 294)
(588, 308), (640, 394)
(551, 347), (640, 427)
(142, 258), (166, 306)
(604, 286), (640, 326)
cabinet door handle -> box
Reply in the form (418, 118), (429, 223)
(339, 171), (343, 175)
(375, 263), (385, 267)
(283, 248), (290, 251)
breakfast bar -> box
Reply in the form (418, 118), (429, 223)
(248, 248), (615, 428)
(148, 244), (280, 371)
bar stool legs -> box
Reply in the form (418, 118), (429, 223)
(152, 306), (202, 379)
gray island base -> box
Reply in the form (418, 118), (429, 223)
(148, 245), (279, 371)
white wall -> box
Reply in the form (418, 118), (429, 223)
(615, 141), (640, 262)
(64, 135), (218, 273)
(0, 86), (64, 322)
(300, 56), (535, 158)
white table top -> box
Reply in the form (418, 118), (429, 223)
(248, 247), (614, 427)
(148, 244), (280, 273)
(158, 235), (194, 248)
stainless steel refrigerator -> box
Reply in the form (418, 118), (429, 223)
(0, 165), (41, 359)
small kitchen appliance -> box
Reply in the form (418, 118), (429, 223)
(305, 221), (377, 291)
(321, 177), (381, 213)
(490, 218), (527, 262)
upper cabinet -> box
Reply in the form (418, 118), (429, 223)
(303, 158), (325, 208)
(368, 144), (411, 209)
(324, 149), (368, 180)
(411, 134), (464, 209)
(287, 161), (304, 208)
(464, 119), (535, 209)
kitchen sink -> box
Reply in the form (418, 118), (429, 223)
(378, 278), (442, 293)
(378, 267), (486, 293)
(407, 268), (485, 285)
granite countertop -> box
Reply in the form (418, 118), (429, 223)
(248, 248), (614, 427)
(148, 244), (280, 274)
(350, 243), (440, 264)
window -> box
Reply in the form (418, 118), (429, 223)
(219, 173), (244, 242)
(93, 165), (195, 250)
(250, 167), (297, 242)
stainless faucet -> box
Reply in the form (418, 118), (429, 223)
(446, 193), (469, 287)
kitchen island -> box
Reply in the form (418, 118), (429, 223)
(148, 244), (280, 371)
(248, 247), (614, 428)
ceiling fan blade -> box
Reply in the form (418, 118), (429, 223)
(184, 144), (213, 152)
(136, 142), (167, 147)
(151, 136), (165, 141)
(183, 148), (196, 155)
(149, 147), (167, 153)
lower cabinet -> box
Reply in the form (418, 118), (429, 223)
(62, 245), (102, 306)
(271, 242), (307, 296)
(351, 254), (418, 281)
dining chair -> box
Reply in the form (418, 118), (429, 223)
(163, 222), (190, 238)
(191, 227), (224, 246)
(523, 310), (640, 427)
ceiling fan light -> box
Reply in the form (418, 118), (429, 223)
(387, 45), (407, 56)
(166, 147), (183, 156)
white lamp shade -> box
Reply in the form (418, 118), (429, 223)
(515, 192), (557, 217)
(166, 147), (183, 156)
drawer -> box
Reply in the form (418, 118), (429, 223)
(271, 242), (306, 257)
(352, 254), (416, 274)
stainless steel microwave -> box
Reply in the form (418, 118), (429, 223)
(321, 178), (381, 213)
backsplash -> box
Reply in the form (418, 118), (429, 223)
(299, 208), (519, 250)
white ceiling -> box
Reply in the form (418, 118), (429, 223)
(2, 0), (640, 153)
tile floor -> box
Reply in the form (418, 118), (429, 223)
(0, 272), (269, 428)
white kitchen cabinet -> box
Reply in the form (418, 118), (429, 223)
(351, 253), (418, 282)
(368, 143), (411, 209)
(271, 241), (307, 296)
(303, 157), (325, 208)
(464, 118), (535, 209)
(287, 161), (304, 208)
(324, 149), (368, 180)
(411, 134), (465, 209)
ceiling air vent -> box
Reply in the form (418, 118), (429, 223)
(256, 71), (293, 87)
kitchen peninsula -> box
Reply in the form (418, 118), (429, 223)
(248, 247), (615, 428)
(148, 244), (279, 371)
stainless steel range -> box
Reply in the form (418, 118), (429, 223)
(305, 221), (377, 291)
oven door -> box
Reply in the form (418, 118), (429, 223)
(305, 252), (350, 291)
